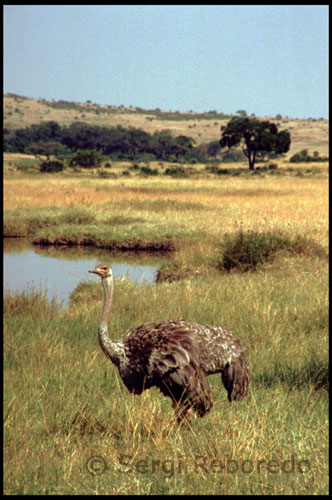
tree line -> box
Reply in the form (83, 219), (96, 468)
(3, 121), (221, 163)
(4, 117), (292, 170)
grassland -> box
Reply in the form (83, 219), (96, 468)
(3, 94), (329, 157)
(4, 153), (329, 256)
(3, 150), (329, 494)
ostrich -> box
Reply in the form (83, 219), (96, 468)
(89, 263), (250, 422)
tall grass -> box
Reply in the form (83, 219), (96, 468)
(3, 160), (328, 493)
(4, 264), (328, 494)
(4, 174), (328, 260)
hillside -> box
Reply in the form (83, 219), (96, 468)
(3, 94), (329, 157)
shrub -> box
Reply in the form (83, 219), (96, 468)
(215, 168), (230, 175)
(290, 150), (309, 162)
(69, 149), (102, 168)
(205, 165), (230, 175)
(290, 150), (328, 163)
(164, 166), (189, 178)
(217, 229), (289, 272)
(140, 166), (159, 176)
(216, 229), (326, 272)
(98, 170), (112, 178)
(40, 160), (64, 173)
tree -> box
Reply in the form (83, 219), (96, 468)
(3, 127), (33, 152)
(25, 141), (67, 161)
(124, 128), (150, 160)
(171, 135), (195, 160)
(69, 149), (102, 168)
(61, 122), (101, 151)
(150, 130), (174, 160)
(29, 121), (62, 143)
(220, 117), (291, 170)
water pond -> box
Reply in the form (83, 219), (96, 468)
(4, 238), (167, 307)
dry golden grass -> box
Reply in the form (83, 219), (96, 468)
(4, 167), (329, 249)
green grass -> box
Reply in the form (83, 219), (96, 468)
(156, 228), (328, 282)
(4, 204), (207, 251)
(4, 263), (328, 494)
(216, 228), (327, 272)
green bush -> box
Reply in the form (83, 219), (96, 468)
(290, 149), (328, 163)
(140, 165), (159, 176)
(98, 170), (113, 178)
(69, 149), (102, 168)
(164, 166), (189, 178)
(217, 229), (326, 272)
(207, 166), (230, 175)
(39, 160), (64, 173)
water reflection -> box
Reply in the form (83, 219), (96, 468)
(4, 239), (166, 306)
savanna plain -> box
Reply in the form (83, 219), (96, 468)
(3, 154), (329, 494)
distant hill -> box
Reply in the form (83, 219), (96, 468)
(3, 94), (329, 156)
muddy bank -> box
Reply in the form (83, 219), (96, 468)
(32, 235), (178, 254)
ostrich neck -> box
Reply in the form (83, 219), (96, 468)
(100, 275), (114, 329)
(98, 276), (125, 368)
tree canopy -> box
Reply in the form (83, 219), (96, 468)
(220, 117), (291, 170)
(4, 121), (217, 163)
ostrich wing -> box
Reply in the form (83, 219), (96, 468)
(148, 336), (213, 416)
(149, 341), (190, 374)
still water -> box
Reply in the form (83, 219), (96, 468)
(4, 239), (165, 307)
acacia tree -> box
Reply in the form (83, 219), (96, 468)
(220, 117), (291, 170)
(25, 140), (67, 161)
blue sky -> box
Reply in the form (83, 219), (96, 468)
(4, 5), (329, 118)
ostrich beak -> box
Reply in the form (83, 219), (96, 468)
(89, 269), (99, 275)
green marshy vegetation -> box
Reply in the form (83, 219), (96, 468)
(3, 203), (205, 252)
(4, 266), (328, 494)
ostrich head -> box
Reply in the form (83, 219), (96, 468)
(89, 263), (113, 279)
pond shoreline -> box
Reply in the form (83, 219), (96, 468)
(31, 236), (178, 254)
(4, 238), (165, 306)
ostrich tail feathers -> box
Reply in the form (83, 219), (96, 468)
(221, 352), (250, 402)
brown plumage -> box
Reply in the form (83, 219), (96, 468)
(89, 263), (250, 422)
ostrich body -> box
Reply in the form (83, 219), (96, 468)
(89, 263), (250, 421)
